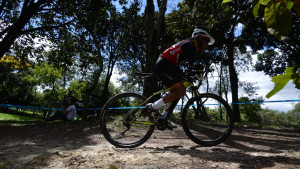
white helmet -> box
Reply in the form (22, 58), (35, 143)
(192, 28), (215, 45)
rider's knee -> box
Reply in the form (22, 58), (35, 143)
(170, 81), (186, 98)
(178, 87), (186, 97)
(173, 85), (185, 98)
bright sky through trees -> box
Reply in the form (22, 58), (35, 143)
(110, 0), (300, 112)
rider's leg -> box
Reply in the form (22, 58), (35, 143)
(149, 57), (184, 130)
(151, 81), (186, 110)
(162, 98), (180, 119)
(162, 102), (172, 118)
(163, 81), (186, 103)
(150, 56), (185, 110)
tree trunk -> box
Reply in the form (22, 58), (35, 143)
(101, 55), (115, 110)
(219, 63), (223, 98)
(82, 41), (104, 119)
(227, 43), (241, 122)
(144, 0), (167, 97)
(144, 0), (156, 97)
(102, 72), (111, 104)
(82, 68), (102, 119)
(219, 63), (223, 120)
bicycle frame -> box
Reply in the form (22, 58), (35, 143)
(129, 80), (203, 126)
(101, 64), (234, 148)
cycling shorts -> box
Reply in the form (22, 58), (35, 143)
(154, 57), (183, 87)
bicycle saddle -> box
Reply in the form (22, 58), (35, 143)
(136, 72), (157, 78)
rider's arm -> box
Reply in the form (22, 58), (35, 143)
(179, 41), (196, 65)
(180, 41), (204, 74)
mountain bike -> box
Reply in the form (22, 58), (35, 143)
(100, 67), (234, 148)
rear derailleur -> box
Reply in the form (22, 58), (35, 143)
(149, 112), (168, 131)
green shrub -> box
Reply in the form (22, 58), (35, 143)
(239, 97), (262, 123)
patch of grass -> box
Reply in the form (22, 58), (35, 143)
(0, 112), (39, 122)
(0, 108), (44, 119)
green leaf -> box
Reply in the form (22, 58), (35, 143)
(285, 0), (294, 11)
(109, 165), (118, 169)
(264, 2), (277, 27)
(222, 0), (232, 3)
(285, 67), (294, 74)
(291, 72), (300, 89)
(0, 162), (9, 168)
(266, 67), (299, 98)
(253, 0), (261, 18)
(264, 1), (292, 40)
(266, 73), (291, 98)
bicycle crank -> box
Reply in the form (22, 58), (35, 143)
(155, 118), (168, 131)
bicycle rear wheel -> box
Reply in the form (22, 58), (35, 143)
(181, 93), (234, 146)
(100, 92), (155, 148)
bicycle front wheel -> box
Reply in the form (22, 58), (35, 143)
(100, 92), (155, 148)
(181, 93), (234, 146)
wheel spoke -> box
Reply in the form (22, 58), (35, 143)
(182, 93), (234, 146)
(100, 93), (155, 148)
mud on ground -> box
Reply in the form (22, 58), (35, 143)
(0, 120), (299, 169)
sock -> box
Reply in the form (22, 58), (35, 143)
(152, 98), (165, 110)
(162, 110), (168, 119)
(162, 102), (171, 119)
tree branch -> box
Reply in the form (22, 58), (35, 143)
(20, 20), (73, 35)
(38, 1), (57, 11)
(0, 0), (9, 16)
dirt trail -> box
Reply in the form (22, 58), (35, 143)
(0, 121), (299, 169)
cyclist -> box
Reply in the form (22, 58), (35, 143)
(147, 28), (215, 129)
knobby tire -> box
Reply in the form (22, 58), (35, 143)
(100, 92), (155, 148)
(181, 93), (234, 146)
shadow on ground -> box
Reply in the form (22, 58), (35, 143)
(144, 126), (300, 169)
(0, 120), (299, 168)
(0, 120), (102, 168)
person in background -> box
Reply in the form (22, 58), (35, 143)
(47, 99), (76, 121)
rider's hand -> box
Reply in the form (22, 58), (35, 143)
(175, 66), (183, 75)
(193, 62), (204, 73)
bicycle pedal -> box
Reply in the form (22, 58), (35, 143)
(156, 118), (167, 130)
(166, 122), (177, 130)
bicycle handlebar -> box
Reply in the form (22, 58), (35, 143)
(182, 62), (208, 83)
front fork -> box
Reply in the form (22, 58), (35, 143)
(190, 87), (210, 122)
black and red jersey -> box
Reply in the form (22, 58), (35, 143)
(160, 39), (196, 67)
